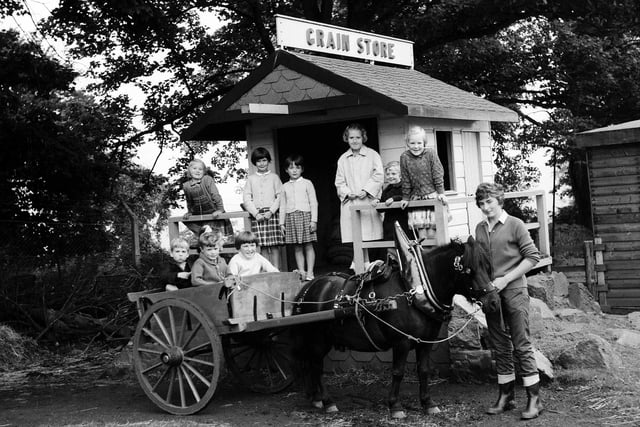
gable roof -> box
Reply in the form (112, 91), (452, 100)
(575, 119), (640, 148)
(183, 49), (517, 141)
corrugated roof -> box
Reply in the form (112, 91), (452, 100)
(290, 51), (517, 121)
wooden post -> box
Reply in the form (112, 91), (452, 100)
(594, 237), (607, 309)
(121, 199), (141, 268)
(584, 240), (595, 297)
(351, 205), (365, 274)
(535, 193), (550, 262)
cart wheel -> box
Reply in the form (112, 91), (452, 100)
(222, 328), (295, 393)
(132, 298), (222, 415)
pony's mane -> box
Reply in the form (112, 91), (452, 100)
(424, 238), (492, 276)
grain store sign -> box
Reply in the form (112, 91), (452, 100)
(275, 14), (414, 68)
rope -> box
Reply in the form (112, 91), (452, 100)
(353, 277), (384, 351)
(354, 298), (482, 345)
(229, 277), (482, 345)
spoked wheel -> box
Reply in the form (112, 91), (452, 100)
(132, 298), (223, 415)
(222, 328), (295, 393)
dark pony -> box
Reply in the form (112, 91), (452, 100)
(292, 236), (500, 418)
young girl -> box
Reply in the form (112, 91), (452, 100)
(398, 126), (448, 240)
(279, 154), (318, 281)
(243, 147), (285, 269)
(227, 231), (279, 277)
(335, 123), (384, 266)
(191, 231), (229, 286)
(182, 158), (233, 241)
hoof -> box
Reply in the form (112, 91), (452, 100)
(391, 410), (406, 419)
(325, 404), (339, 413)
(427, 406), (441, 415)
(311, 400), (323, 409)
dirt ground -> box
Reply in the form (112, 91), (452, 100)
(1, 338), (639, 427)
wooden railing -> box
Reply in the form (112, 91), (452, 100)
(351, 189), (552, 273)
(168, 211), (252, 254)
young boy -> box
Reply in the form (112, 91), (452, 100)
(160, 237), (194, 291)
(191, 231), (229, 286)
(379, 161), (409, 241)
(227, 231), (279, 278)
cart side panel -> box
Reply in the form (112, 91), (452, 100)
(130, 284), (231, 327)
(229, 272), (303, 322)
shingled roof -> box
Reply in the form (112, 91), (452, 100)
(183, 49), (517, 140)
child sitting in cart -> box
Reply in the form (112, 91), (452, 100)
(227, 231), (279, 281)
(191, 231), (229, 286)
(161, 237), (195, 291)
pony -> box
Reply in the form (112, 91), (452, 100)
(292, 223), (501, 418)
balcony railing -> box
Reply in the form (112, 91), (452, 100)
(351, 189), (552, 274)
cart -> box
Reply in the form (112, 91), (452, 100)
(127, 272), (356, 415)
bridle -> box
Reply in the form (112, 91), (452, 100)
(453, 248), (497, 304)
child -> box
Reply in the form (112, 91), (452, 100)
(243, 147), (285, 269)
(191, 231), (229, 286)
(160, 237), (194, 291)
(228, 231), (279, 277)
(379, 161), (409, 241)
(399, 126), (448, 240)
(279, 154), (318, 280)
(182, 158), (233, 242)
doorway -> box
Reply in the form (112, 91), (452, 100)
(275, 118), (379, 272)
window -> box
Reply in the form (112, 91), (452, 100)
(436, 131), (455, 192)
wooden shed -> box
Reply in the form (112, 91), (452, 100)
(575, 119), (640, 312)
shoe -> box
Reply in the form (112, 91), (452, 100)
(305, 273), (315, 281)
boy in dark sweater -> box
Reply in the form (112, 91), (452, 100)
(160, 237), (194, 291)
(379, 161), (409, 241)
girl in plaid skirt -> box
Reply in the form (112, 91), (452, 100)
(279, 155), (318, 281)
(243, 147), (285, 269)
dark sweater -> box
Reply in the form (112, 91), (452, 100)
(159, 257), (196, 289)
(380, 182), (410, 241)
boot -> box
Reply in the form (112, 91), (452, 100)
(486, 381), (515, 415)
(521, 382), (543, 420)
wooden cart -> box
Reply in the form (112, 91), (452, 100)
(127, 272), (352, 415)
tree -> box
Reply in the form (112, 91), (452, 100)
(33, 0), (640, 226)
(0, 29), (171, 265)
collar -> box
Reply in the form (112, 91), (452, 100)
(289, 177), (302, 183)
(256, 170), (270, 176)
(346, 145), (370, 157)
(482, 210), (508, 227)
(199, 253), (219, 266)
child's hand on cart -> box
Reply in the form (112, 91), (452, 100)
(224, 275), (237, 288)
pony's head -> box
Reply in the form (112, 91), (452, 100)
(455, 236), (500, 313)
(393, 222), (500, 314)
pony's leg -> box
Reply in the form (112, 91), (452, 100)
(416, 344), (441, 414)
(388, 342), (410, 419)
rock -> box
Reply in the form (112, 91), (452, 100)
(534, 347), (554, 380)
(568, 282), (601, 314)
(527, 273), (555, 308)
(449, 349), (495, 383)
(555, 333), (622, 369)
(448, 300), (485, 351)
(530, 297), (555, 320)
(551, 272), (570, 297)
(628, 312), (640, 330)
(608, 328), (640, 348)
(554, 308), (590, 322)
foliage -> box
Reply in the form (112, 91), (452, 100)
(34, 0), (640, 226)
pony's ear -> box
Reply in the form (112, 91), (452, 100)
(467, 235), (475, 245)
